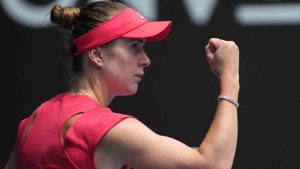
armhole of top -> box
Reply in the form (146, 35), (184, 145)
(22, 110), (37, 141)
(61, 112), (83, 146)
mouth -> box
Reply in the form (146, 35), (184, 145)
(134, 73), (144, 82)
(135, 73), (144, 78)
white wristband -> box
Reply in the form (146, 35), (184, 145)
(217, 95), (239, 108)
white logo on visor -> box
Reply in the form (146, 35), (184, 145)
(136, 12), (145, 19)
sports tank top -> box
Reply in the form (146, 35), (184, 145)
(16, 92), (132, 169)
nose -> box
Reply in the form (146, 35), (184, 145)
(139, 51), (151, 68)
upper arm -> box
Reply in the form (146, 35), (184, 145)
(94, 118), (209, 169)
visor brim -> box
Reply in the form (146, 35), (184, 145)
(122, 21), (172, 42)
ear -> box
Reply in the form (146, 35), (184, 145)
(88, 47), (103, 67)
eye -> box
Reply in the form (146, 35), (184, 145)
(131, 43), (139, 48)
(130, 43), (143, 53)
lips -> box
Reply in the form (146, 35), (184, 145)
(135, 73), (144, 78)
(134, 73), (144, 82)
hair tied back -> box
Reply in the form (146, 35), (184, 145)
(50, 4), (80, 30)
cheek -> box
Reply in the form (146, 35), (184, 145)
(107, 55), (136, 78)
(101, 48), (139, 94)
(102, 60), (132, 91)
(106, 60), (131, 79)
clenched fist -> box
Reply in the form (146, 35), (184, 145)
(205, 38), (239, 79)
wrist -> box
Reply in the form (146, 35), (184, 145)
(219, 74), (240, 101)
(219, 72), (239, 82)
(217, 95), (239, 108)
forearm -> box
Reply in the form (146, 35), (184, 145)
(198, 75), (239, 168)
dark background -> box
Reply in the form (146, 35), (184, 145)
(1, 0), (300, 168)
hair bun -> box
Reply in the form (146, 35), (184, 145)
(50, 4), (80, 30)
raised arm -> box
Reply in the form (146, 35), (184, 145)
(95, 38), (239, 169)
(200, 38), (239, 168)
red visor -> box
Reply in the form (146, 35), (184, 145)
(72, 7), (172, 56)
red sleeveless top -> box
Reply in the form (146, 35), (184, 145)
(16, 92), (132, 169)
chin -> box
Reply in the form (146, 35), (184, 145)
(119, 86), (138, 96)
(126, 89), (138, 96)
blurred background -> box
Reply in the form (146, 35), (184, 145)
(1, 0), (300, 168)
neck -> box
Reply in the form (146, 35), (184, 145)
(71, 74), (113, 107)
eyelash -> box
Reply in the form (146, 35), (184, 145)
(131, 43), (139, 48)
(131, 43), (142, 53)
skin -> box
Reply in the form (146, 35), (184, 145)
(5, 37), (239, 169)
(71, 38), (150, 107)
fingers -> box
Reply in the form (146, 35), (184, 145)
(205, 44), (213, 58)
(207, 38), (223, 52)
(205, 38), (238, 55)
(205, 38), (223, 60)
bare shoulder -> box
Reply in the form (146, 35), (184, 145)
(94, 118), (208, 169)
